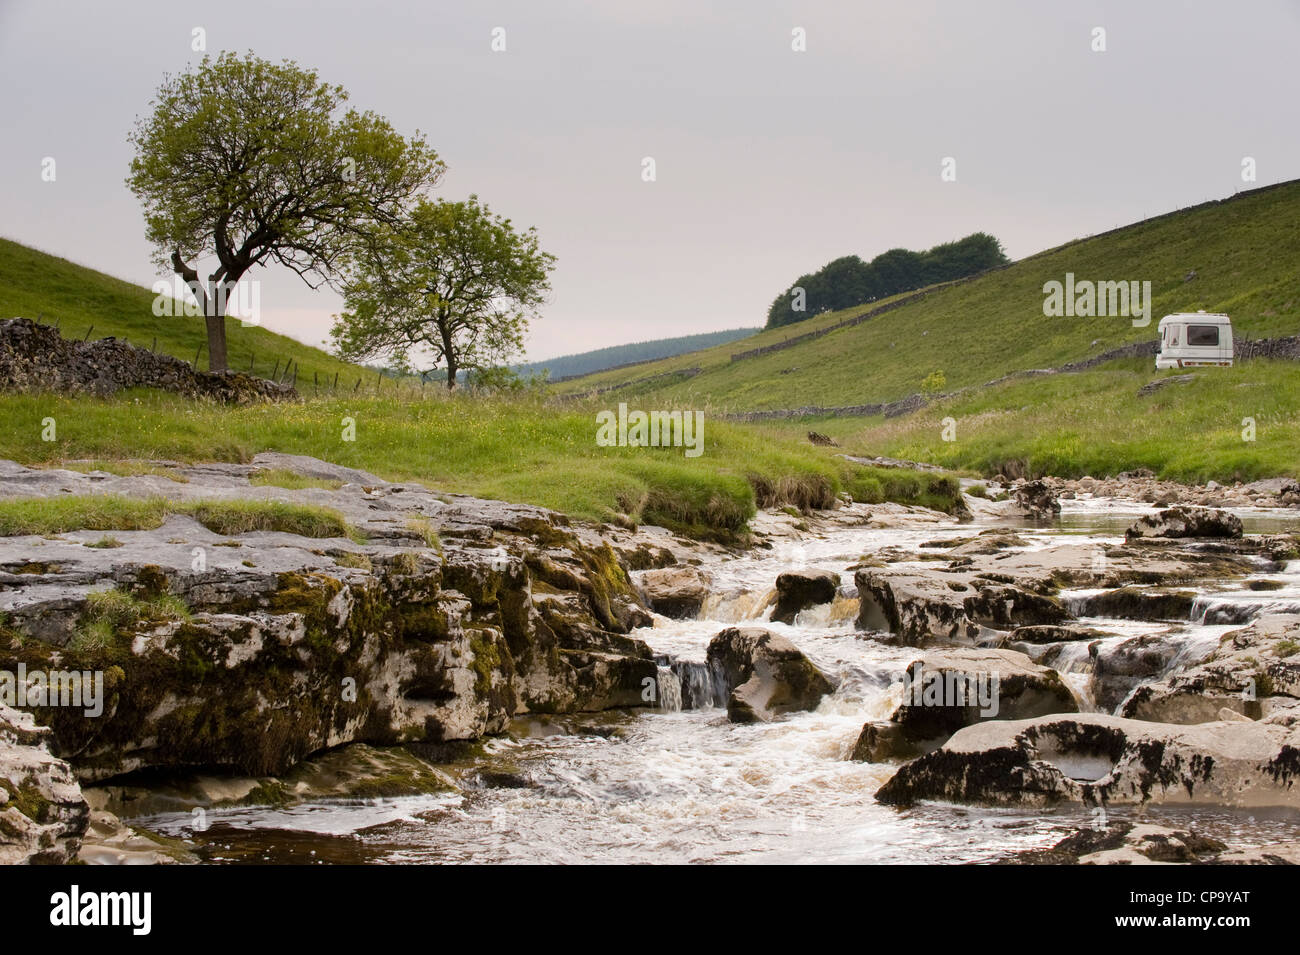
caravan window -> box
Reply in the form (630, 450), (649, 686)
(1187, 325), (1220, 346)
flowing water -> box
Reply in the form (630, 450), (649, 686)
(131, 497), (1300, 864)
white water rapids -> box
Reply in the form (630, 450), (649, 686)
(137, 497), (1300, 864)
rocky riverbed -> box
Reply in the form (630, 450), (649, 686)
(2, 458), (1299, 864)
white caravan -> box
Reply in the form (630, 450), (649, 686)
(1155, 312), (1233, 369)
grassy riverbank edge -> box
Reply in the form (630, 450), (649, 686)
(0, 389), (963, 543)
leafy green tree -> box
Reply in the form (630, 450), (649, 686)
(127, 51), (444, 372)
(331, 196), (556, 388)
(765, 232), (1009, 329)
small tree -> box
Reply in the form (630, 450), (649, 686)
(331, 196), (555, 387)
(921, 370), (947, 396)
(127, 51), (444, 372)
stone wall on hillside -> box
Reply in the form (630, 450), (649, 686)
(0, 318), (297, 403)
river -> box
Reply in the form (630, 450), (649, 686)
(132, 496), (1300, 864)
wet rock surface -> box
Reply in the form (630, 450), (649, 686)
(770, 569), (839, 624)
(852, 648), (1078, 762)
(706, 627), (835, 723)
(1088, 633), (1189, 713)
(0, 703), (88, 864)
(876, 713), (1300, 809)
(1000, 822), (1231, 865)
(638, 565), (711, 619)
(855, 568), (1068, 646)
(1073, 587), (1198, 621)
(1126, 505), (1244, 541)
(1122, 614), (1300, 724)
(1012, 479), (1060, 522)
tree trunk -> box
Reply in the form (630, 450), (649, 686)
(170, 251), (229, 373)
(439, 318), (457, 389)
(204, 308), (229, 373)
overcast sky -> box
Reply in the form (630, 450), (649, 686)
(1, 0), (1296, 362)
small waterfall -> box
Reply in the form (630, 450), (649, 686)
(1190, 594), (1300, 625)
(1163, 628), (1225, 674)
(698, 588), (776, 623)
(1061, 593), (1095, 617)
(654, 655), (727, 709)
(791, 594), (860, 628)
(1046, 641), (1095, 675)
(1043, 641), (1099, 711)
(654, 665), (683, 712)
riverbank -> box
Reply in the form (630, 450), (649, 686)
(0, 384), (964, 545)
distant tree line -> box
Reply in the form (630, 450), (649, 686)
(765, 232), (1009, 329)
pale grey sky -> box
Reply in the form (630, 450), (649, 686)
(1, 0), (1296, 361)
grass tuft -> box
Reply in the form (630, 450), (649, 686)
(0, 494), (354, 540)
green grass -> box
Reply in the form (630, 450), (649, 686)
(0, 236), (372, 387)
(802, 358), (1300, 482)
(57, 459), (188, 482)
(69, 587), (192, 653)
(249, 469), (344, 491)
(0, 388), (963, 541)
(556, 180), (1300, 411)
(0, 493), (355, 539)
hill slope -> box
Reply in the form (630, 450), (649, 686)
(558, 181), (1300, 411)
(517, 328), (760, 381)
(0, 238), (367, 389)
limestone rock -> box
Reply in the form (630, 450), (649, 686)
(855, 568), (1067, 646)
(770, 569), (839, 625)
(1013, 479), (1060, 522)
(1126, 506), (1244, 541)
(706, 628), (834, 723)
(1123, 614), (1300, 724)
(0, 703), (89, 864)
(876, 712), (1300, 809)
(0, 455), (660, 781)
(852, 648), (1078, 761)
(639, 565), (711, 619)
(1089, 633), (1187, 713)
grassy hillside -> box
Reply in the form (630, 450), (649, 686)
(764, 357), (1300, 483)
(0, 237), (368, 388)
(556, 286), (935, 396)
(557, 181), (1300, 411)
